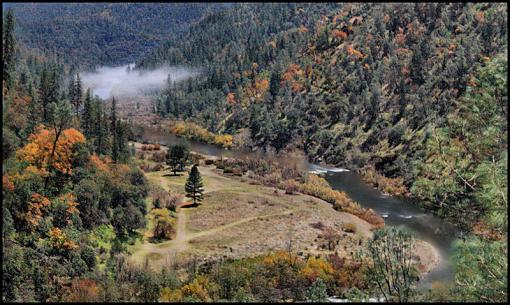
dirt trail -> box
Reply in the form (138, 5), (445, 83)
(172, 207), (188, 252)
(130, 165), (310, 266)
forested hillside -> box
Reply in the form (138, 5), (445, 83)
(141, 2), (507, 231)
(3, 9), (151, 301)
(3, 3), (230, 67)
(2, 3), (507, 303)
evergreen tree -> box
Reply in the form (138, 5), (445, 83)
(73, 73), (83, 116)
(185, 165), (204, 205)
(166, 144), (189, 175)
(68, 75), (75, 108)
(81, 88), (94, 138)
(110, 96), (117, 133)
(3, 10), (16, 88)
(110, 97), (118, 161)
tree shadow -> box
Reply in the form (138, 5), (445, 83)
(148, 236), (172, 244)
(163, 173), (183, 177)
(180, 202), (200, 208)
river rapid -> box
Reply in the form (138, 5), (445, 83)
(136, 125), (461, 290)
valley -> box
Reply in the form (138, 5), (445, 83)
(2, 2), (506, 303)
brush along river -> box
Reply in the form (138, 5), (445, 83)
(136, 125), (461, 290)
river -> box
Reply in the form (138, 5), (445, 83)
(136, 125), (461, 290)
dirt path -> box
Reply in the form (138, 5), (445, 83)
(173, 207), (188, 252)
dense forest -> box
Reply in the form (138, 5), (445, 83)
(141, 2), (507, 232)
(2, 3), (230, 68)
(2, 3), (508, 303)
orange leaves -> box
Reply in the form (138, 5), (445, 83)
(291, 81), (304, 93)
(226, 92), (237, 105)
(331, 29), (348, 40)
(88, 154), (111, 173)
(448, 44), (457, 56)
(58, 193), (80, 216)
(48, 227), (78, 250)
(17, 126), (86, 175)
(345, 45), (365, 60)
(348, 16), (363, 26)
(3, 175), (15, 192)
(26, 193), (51, 228)
(63, 278), (101, 302)
(298, 25), (309, 33)
(474, 11), (485, 24)
(254, 79), (269, 93)
(244, 79), (269, 100)
(281, 63), (303, 86)
(472, 220), (504, 241)
(395, 31), (406, 46)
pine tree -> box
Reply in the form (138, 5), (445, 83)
(81, 88), (94, 138)
(68, 75), (76, 108)
(185, 165), (204, 205)
(73, 73), (83, 116)
(166, 144), (189, 175)
(110, 97), (118, 161)
(110, 96), (117, 132)
(3, 10), (16, 88)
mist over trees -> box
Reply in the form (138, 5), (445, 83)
(1, 3), (507, 303)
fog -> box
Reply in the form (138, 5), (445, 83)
(81, 64), (198, 100)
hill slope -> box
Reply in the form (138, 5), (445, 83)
(3, 3), (230, 67)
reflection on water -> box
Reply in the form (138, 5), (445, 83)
(137, 125), (461, 289)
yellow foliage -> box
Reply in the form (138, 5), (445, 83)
(346, 45), (365, 60)
(168, 121), (234, 149)
(57, 193), (80, 223)
(160, 287), (182, 302)
(48, 227), (78, 250)
(26, 193), (51, 228)
(299, 256), (335, 282)
(17, 126), (85, 175)
(180, 275), (219, 302)
(263, 250), (301, 267)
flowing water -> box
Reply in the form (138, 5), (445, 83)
(137, 125), (461, 289)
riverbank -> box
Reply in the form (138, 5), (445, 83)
(129, 140), (440, 278)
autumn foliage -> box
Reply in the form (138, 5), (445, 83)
(17, 126), (85, 175)
(169, 121), (233, 148)
(48, 227), (78, 250)
(26, 193), (51, 228)
(62, 278), (101, 302)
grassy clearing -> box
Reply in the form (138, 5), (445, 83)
(128, 163), (375, 270)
